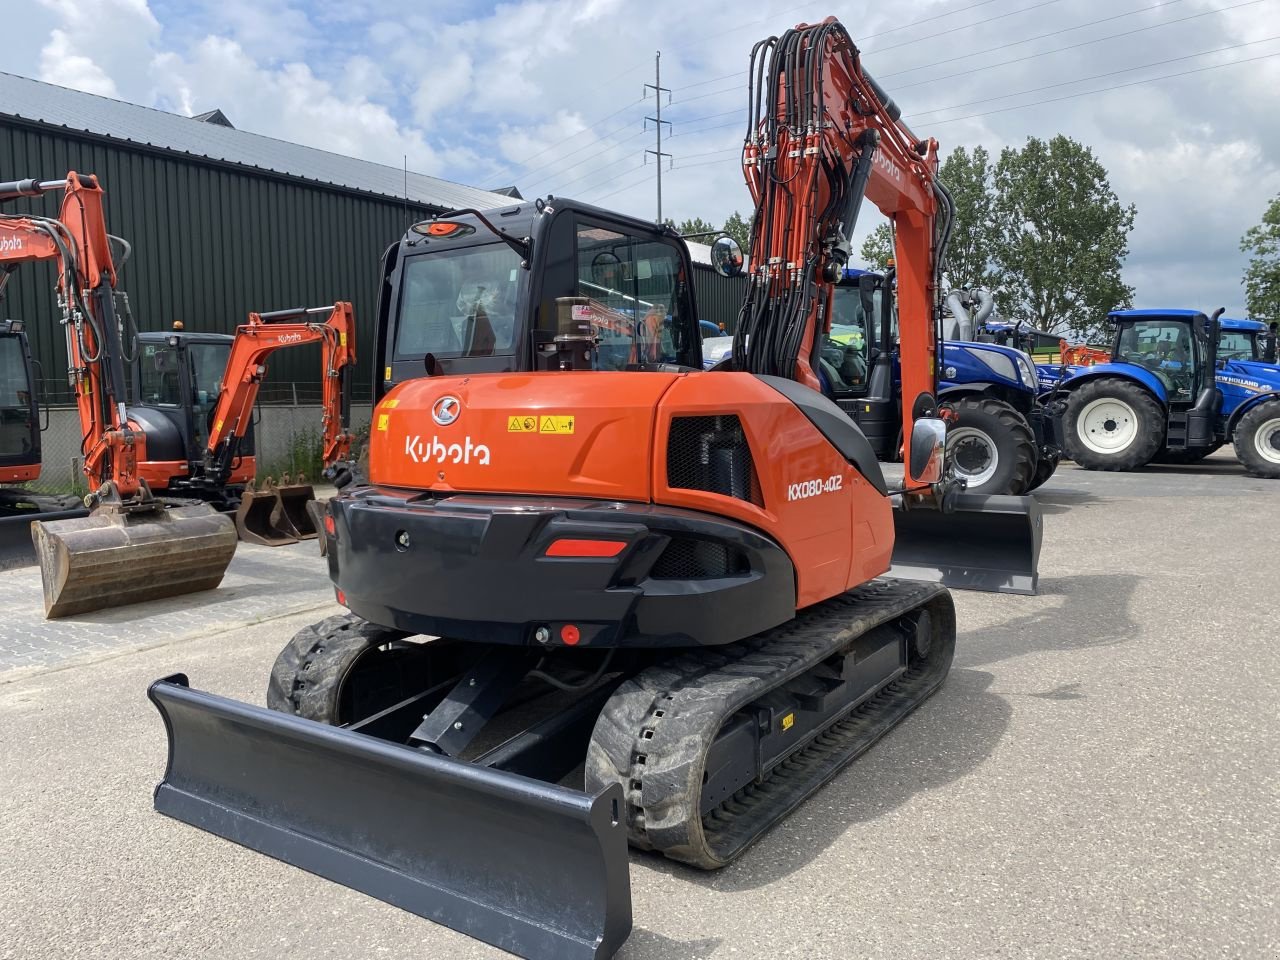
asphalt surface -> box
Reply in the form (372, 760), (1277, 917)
(1, 452), (1277, 960)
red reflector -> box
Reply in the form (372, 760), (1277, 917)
(427, 221), (461, 236)
(335, 589), (347, 606)
(545, 539), (626, 558)
(561, 624), (581, 646)
(324, 514), (336, 536)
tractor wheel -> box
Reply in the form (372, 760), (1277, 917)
(1152, 443), (1222, 465)
(1024, 448), (1060, 492)
(1232, 399), (1280, 479)
(1062, 379), (1164, 471)
(267, 612), (428, 724)
(942, 396), (1036, 495)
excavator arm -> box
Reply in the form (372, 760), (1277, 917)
(204, 302), (356, 483)
(735, 19), (953, 488)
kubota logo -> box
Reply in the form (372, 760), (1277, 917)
(276, 333), (303, 344)
(0, 236), (23, 253)
(432, 395), (461, 426)
(405, 435), (491, 465)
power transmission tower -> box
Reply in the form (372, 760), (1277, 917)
(644, 51), (672, 223)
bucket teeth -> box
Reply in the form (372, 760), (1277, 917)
(234, 479), (298, 546)
(32, 503), (238, 618)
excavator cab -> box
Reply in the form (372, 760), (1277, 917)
(0, 320), (40, 486)
(376, 199), (702, 396)
(129, 330), (255, 505)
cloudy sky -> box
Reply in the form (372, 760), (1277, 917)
(5, 0), (1279, 315)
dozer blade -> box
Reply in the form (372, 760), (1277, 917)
(234, 485), (297, 546)
(33, 503), (238, 618)
(889, 492), (1042, 595)
(272, 480), (317, 540)
(148, 675), (632, 960)
(304, 497), (329, 556)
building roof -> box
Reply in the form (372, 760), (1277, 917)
(0, 71), (514, 212)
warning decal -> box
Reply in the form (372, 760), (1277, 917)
(508, 415), (538, 433)
(376, 413), (390, 432)
(539, 415), (575, 435)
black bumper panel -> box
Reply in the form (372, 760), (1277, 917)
(323, 489), (796, 647)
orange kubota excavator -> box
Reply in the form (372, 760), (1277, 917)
(0, 173), (357, 613)
(0, 173), (238, 616)
(148, 17), (1033, 960)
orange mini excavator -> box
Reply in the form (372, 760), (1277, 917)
(0, 173), (237, 616)
(149, 17), (1034, 960)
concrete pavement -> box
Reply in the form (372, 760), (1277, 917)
(1, 452), (1276, 960)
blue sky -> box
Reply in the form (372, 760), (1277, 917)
(4, 0), (1280, 318)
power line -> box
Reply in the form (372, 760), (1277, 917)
(909, 35), (1280, 119)
(488, 96), (645, 183)
(917, 49), (1280, 127)
(532, 128), (649, 191)
(868, 0), (1068, 56)
(580, 165), (660, 205)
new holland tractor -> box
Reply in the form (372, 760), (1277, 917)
(1046, 309), (1280, 476)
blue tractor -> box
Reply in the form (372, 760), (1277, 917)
(1045, 309), (1280, 476)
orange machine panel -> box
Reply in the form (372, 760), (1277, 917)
(654, 373), (894, 606)
(368, 372), (681, 501)
(0, 463), (40, 484)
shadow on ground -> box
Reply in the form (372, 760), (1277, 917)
(618, 931), (722, 960)
(959, 573), (1140, 672)
(635, 667), (1009, 895)
(1032, 487), (1105, 515)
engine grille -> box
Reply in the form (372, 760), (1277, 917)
(650, 538), (750, 580)
(666, 415), (762, 504)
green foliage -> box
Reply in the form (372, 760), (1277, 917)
(264, 426), (324, 482)
(860, 223), (893, 271)
(940, 145), (999, 291)
(722, 211), (753, 253)
(991, 135), (1135, 338)
(1241, 193), (1280, 322)
(665, 217), (719, 237)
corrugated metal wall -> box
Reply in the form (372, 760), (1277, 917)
(0, 119), (433, 401)
(691, 267), (746, 333)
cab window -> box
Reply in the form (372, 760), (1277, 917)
(139, 343), (184, 405)
(572, 223), (688, 369)
(395, 243), (521, 360)
(1218, 331), (1257, 362)
(0, 334), (34, 459)
(1116, 320), (1198, 398)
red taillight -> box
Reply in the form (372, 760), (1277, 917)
(545, 539), (627, 558)
(561, 624), (580, 646)
(324, 514), (336, 536)
(335, 588), (347, 606)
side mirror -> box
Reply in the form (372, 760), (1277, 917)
(908, 417), (947, 484)
(710, 236), (745, 279)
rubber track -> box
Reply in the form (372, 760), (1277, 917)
(585, 578), (955, 869)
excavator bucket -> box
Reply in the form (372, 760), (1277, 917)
(889, 492), (1042, 595)
(271, 474), (317, 540)
(148, 675), (633, 960)
(304, 497), (329, 556)
(233, 480), (297, 546)
(32, 503), (238, 618)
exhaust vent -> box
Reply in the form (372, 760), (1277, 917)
(666, 415), (762, 504)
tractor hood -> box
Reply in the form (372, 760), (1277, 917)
(368, 372), (680, 501)
(1216, 358), (1280, 394)
(940, 341), (1038, 393)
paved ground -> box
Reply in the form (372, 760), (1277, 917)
(1, 452), (1276, 960)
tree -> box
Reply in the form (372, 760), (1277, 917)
(992, 135), (1135, 338)
(664, 217), (718, 237)
(859, 223), (893, 271)
(939, 145), (999, 291)
(1241, 193), (1280, 322)
(722, 211), (753, 253)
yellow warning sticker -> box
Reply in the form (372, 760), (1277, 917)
(376, 413), (390, 432)
(339, 332), (347, 346)
(508, 415), (538, 433)
(383, 398), (399, 408)
(781, 712), (795, 732)
(214, 419), (224, 434)
(539, 415), (575, 435)
(384, 366), (392, 381)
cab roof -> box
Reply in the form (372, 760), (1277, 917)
(1108, 309), (1205, 321)
(1219, 317), (1267, 332)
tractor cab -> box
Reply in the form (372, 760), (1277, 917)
(1217, 317), (1277, 364)
(130, 328), (252, 487)
(0, 319), (40, 486)
(376, 198), (704, 398)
